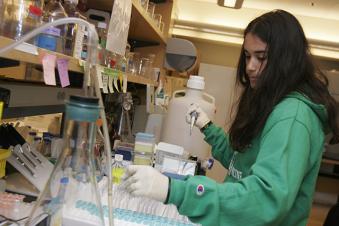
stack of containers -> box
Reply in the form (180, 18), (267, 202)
(133, 132), (155, 165)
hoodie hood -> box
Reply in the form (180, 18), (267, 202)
(287, 91), (329, 133)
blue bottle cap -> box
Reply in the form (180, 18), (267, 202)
(60, 177), (69, 184)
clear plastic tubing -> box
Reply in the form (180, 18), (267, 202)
(0, 17), (114, 226)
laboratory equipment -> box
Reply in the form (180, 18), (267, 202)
(63, 0), (83, 56)
(161, 75), (216, 160)
(112, 154), (125, 184)
(36, 0), (68, 53)
(28, 95), (105, 226)
(0, 0), (43, 42)
(117, 92), (134, 142)
(0, 17), (114, 226)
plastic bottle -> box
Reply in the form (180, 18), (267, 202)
(161, 75), (216, 160)
(97, 22), (107, 65)
(36, 0), (67, 53)
(112, 154), (125, 184)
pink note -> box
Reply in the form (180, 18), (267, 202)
(57, 59), (70, 87)
(42, 54), (56, 85)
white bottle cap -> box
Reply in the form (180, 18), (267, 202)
(97, 22), (107, 29)
(187, 75), (205, 90)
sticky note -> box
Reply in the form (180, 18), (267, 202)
(42, 53), (56, 85)
(57, 59), (70, 87)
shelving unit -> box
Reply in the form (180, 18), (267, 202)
(0, 0), (176, 119)
(87, 0), (167, 45)
(0, 36), (83, 74)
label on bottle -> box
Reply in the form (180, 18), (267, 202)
(37, 35), (57, 51)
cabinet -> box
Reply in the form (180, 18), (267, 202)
(0, 0), (177, 119)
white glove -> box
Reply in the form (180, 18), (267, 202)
(122, 165), (169, 202)
(185, 103), (211, 129)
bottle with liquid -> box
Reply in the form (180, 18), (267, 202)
(28, 95), (105, 226)
(97, 22), (107, 65)
(0, 0), (43, 42)
(112, 154), (125, 185)
(36, 0), (67, 53)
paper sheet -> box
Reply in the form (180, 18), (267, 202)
(106, 0), (132, 55)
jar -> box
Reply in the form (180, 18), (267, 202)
(0, 0), (43, 42)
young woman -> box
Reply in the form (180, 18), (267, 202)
(123, 10), (339, 226)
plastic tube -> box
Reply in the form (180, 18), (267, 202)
(0, 18), (114, 226)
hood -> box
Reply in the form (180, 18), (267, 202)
(287, 91), (329, 133)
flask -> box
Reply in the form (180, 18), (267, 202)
(28, 95), (105, 226)
(161, 75), (216, 160)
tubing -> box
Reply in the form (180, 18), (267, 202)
(0, 18), (114, 226)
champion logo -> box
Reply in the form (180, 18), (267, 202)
(196, 184), (205, 196)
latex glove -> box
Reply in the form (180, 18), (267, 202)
(123, 165), (169, 202)
(185, 103), (211, 129)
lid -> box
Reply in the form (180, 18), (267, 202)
(115, 154), (123, 162)
(29, 5), (43, 17)
(60, 177), (69, 184)
(97, 22), (107, 29)
(187, 75), (205, 90)
(70, 95), (99, 104)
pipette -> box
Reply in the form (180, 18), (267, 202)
(190, 111), (198, 135)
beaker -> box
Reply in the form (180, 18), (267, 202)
(28, 95), (105, 226)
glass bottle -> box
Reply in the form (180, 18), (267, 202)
(36, 0), (67, 53)
(28, 95), (105, 226)
(0, 0), (43, 43)
(97, 22), (107, 65)
(112, 154), (125, 185)
(63, 0), (80, 56)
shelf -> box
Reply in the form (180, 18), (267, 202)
(127, 73), (157, 86)
(0, 36), (83, 73)
(87, 0), (167, 45)
(0, 36), (157, 87)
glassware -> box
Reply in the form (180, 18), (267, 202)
(112, 154), (125, 184)
(0, 0), (43, 43)
(147, 2), (155, 18)
(36, 0), (68, 53)
(97, 22), (107, 65)
(28, 95), (105, 226)
(159, 21), (165, 33)
(63, 0), (82, 56)
(139, 0), (149, 12)
(118, 93), (134, 143)
(138, 57), (151, 78)
(153, 13), (162, 28)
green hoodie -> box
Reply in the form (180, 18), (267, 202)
(167, 92), (327, 226)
